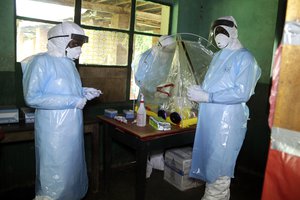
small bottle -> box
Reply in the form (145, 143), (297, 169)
(136, 93), (146, 127)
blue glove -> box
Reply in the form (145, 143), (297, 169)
(187, 85), (210, 103)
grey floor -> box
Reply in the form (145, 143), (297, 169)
(0, 165), (264, 200)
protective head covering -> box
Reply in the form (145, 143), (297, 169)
(158, 35), (176, 47)
(47, 21), (88, 59)
(153, 35), (176, 53)
(209, 16), (242, 50)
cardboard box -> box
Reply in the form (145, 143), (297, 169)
(164, 147), (203, 191)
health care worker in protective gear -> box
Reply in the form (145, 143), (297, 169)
(187, 16), (261, 200)
(138, 35), (176, 178)
(21, 21), (102, 200)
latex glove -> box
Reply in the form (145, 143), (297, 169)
(76, 98), (87, 109)
(187, 85), (210, 103)
(83, 87), (102, 100)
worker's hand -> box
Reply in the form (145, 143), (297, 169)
(187, 85), (210, 103)
(83, 87), (102, 100)
(76, 98), (87, 109)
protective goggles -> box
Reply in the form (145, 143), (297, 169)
(211, 19), (237, 30)
(214, 26), (230, 37)
(48, 33), (89, 43)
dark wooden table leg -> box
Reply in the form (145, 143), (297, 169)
(91, 123), (100, 192)
(135, 142), (148, 200)
(103, 124), (112, 199)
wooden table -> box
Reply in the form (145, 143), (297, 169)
(0, 118), (100, 193)
(98, 115), (196, 200)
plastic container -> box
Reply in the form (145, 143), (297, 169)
(136, 94), (146, 127)
(104, 109), (118, 118)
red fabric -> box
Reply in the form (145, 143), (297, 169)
(262, 148), (300, 200)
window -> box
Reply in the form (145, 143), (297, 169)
(16, 0), (171, 100)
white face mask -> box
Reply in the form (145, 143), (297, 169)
(214, 34), (230, 49)
(65, 46), (82, 60)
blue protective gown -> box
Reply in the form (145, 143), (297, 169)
(189, 48), (261, 183)
(22, 53), (88, 200)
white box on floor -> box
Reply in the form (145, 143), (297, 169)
(164, 147), (203, 191)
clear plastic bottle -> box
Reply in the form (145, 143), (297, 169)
(136, 93), (146, 127)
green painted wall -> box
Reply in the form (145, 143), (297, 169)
(177, 0), (278, 84)
(0, 0), (16, 105)
(177, 0), (206, 35)
(0, 0), (15, 72)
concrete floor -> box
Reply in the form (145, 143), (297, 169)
(0, 165), (264, 200)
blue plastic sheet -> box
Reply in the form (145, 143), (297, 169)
(189, 48), (261, 183)
(22, 53), (88, 200)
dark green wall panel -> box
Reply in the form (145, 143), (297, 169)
(0, 0), (15, 72)
(0, 142), (36, 190)
(177, 0), (278, 84)
(238, 82), (271, 175)
(177, 0), (205, 35)
(0, 72), (16, 105)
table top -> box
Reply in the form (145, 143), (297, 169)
(0, 117), (99, 144)
(0, 116), (98, 133)
(97, 115), (196, 141)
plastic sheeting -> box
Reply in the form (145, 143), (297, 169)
(265, 127), (300, 200)
(261, 149), (300, 200)
(283, 21), (300, 45)
(22, 53), (88, 200)
(189, 48), (261, 183)
(132, 33), (217, 122)
(271, 127), (300, 157)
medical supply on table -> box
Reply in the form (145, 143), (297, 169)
(170, 112), (182, 125)
(104, 109), (118, 118)
(149, 116), (171, 131)
(123, 109), (134, 119)
(136, 93), (146, 127)
(157, 109), (167, 119)
(114, 116), (127, 124)
(179, 117), (197, 128)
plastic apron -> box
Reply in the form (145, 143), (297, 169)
(22, 53), (88, 200)
(189, 48), (261, 183)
